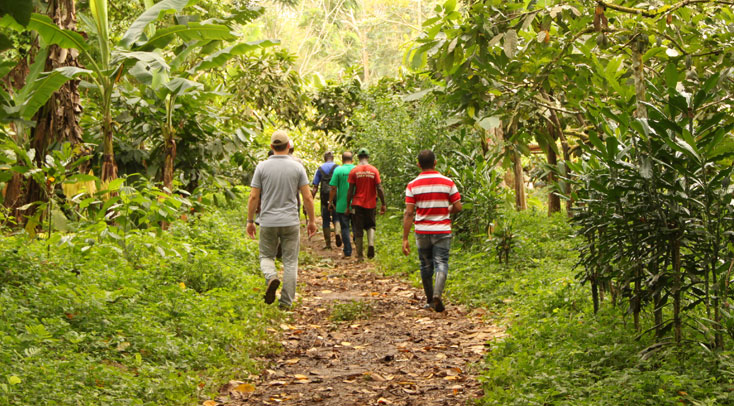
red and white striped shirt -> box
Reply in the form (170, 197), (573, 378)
(405, 170), (461, 235)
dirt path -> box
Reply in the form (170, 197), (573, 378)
(218, 229), (505, 406)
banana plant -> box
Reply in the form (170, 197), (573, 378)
(1, 0), (238, 182)
(0, 47), (89, 138)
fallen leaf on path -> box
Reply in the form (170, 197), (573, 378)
(377, 397), (393, 404)
(202, 401), (217, 406)
(340, 341), (352, 346)
(285, 358), (300, 365)
(234, 383), (255, 393)
(294, 374), (309, 380)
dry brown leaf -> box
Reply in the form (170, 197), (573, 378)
(294, 374), (309, 380)
(435, 353), (447, 360)
(234, 383), (255, 393)
(377, 397), (393, 404)
(202, 401), (217, 406)
(285, 358), (300, 365)
(340, 341), (352, 346)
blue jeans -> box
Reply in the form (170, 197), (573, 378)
(416, 233), (452, 301)
(334, 212), (352, 256)
(320, 201), (333, 229)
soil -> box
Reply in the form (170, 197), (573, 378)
(217, 228), (505, 406)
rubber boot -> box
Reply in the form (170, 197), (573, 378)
(422, 279), (434, 309)
(355, 237), (364, 261)
(323, 227), (331, 249)
(366, 228), (375, 259)
(432, 272), (447, 312)
(334, 221), (342, 247)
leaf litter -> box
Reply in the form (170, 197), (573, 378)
(212, 227), (506, 406)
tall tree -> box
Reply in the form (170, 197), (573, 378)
(25, 0), (84, 206)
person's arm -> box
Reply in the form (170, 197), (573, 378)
(300, 184), (317, 237)
(328, 186), (337, 211)
(377, 183), (387, 215)
(346, 183), (355, 215)
(450, 200), (463, 214)
(246, 187), (261, 239)
(311, 167), (322, 197)
(402, 203), (415, 256)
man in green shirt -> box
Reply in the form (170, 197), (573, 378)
(328, 151), (356, 257)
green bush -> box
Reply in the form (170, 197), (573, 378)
(0, 206), (282, 405)
(374, 206), (734, 405)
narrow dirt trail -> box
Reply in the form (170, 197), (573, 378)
(220, 228), (505, 406)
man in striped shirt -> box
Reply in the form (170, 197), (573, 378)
(402, 150), (462, 312)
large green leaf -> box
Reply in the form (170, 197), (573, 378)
(119, 0), (194, 49)
(136, 23), (236, 51)
(20, 67), (91, 120)
(89, 0), (110, 68)
(165, 77), (203, 96)
(113, 50), (170, 73)
(191, 39), (279, 71)
(0, 0), (32, 26)
(2, 14), (89, 53)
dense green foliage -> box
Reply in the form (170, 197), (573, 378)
(0, 196), (282, 405)
(348, 79), (505, 246)
(374, 206), (734, 405)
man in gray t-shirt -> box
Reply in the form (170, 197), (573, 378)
(247, 130), (317, 309)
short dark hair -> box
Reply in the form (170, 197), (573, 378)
(324, 151), (334, 161)
(342, 151), (353, 162)
(273, 143), (288, 152)
(418, 149), (436, 170)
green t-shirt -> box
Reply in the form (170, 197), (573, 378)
(329, 163), (356, 213)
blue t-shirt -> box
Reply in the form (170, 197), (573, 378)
(312, 162), (338, 185)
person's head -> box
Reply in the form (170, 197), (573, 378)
(324, 151), (334, 162)
(341, 151), (353, 163)
(288, 140), (295, 155)
(417, 149), (436, 170)
(357, 148), (369, 161)
(271, 130), (289, 152)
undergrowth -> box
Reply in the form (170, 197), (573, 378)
(374, 206), (734, 405)
(0, 206), (283, 405)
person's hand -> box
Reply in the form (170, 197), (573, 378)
(247, 223), (257, 239)
(402, 239), (411, 256)
(345, 207), (351, 215)
(307, 220), (317, 238)
(380, 204), (387, 215)
(328, 202), (335, 212)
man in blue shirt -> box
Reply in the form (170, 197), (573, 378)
(311, 151), (340, 249)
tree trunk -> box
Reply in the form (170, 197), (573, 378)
(162, 127), (176, 193)
(512, 150), (526, 211)
(100, 107), (118, 182)
(546, 141), (561, 215)
(24, 0), (85, 214)
(672, 236), (682, 344)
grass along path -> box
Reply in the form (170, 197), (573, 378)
(219, 223), (504, 405)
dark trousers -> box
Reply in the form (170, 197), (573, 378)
(352, 206), (376, 238)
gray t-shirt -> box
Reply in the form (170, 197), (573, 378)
(251, 155), (309, 227)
